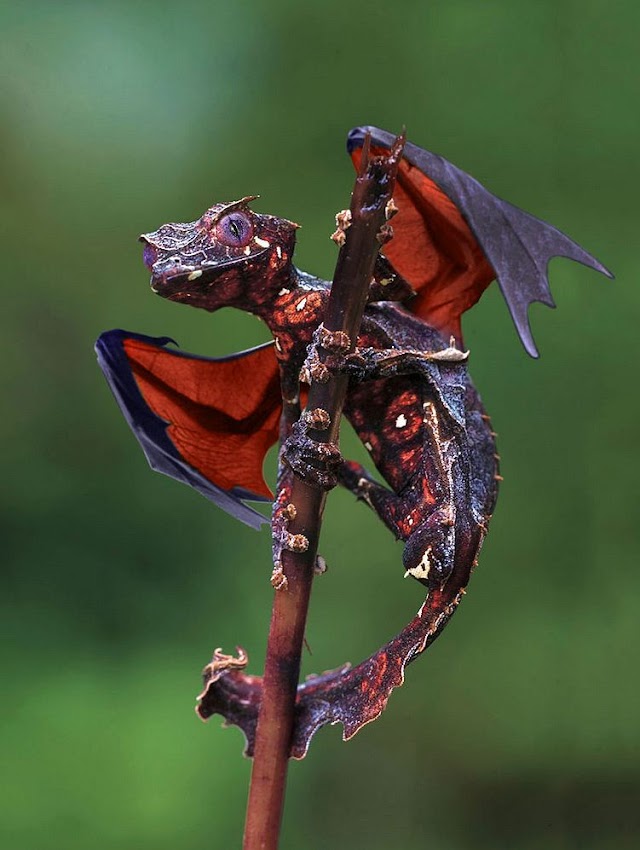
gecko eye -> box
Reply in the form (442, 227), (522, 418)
(215, 211), (254, 248)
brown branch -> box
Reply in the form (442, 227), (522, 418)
(242, 132), (405, 850)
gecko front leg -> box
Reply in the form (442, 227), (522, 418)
(301, 323), (467, 387)
(345, 339), (468, 381)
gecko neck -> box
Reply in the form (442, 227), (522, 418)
(244, 264), (304, 328)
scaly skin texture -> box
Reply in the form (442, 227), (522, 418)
(140, 198), (499, 755)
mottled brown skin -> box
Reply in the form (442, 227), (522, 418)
(141, 198), (499, 754)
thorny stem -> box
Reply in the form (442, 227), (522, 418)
(242, 133), (405, 850)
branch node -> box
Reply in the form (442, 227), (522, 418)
(283, 532), (310, 553)
(330, 209), (352, 246)
(304, 408), (331, 431)
(270, 564), (289, 591)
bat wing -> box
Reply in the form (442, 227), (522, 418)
(95, 330), (282, 528)
(348, 126), (612, 357)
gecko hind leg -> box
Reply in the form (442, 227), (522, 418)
(338, 460), (407, 539)
(339, 456), (457, 592)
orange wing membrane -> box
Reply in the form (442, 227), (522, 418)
(96, 330), (282, 528)
(351, 145), (494, 345)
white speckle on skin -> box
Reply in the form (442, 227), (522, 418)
(408, 517), (414, 527)
(296, 297), (307, 312)
(278, 288), (290, 297)
(395, 414), (407, 428)
(364, 441), (373, 452)
(423, 401), (435, 424)
(276, 246), (282, 259)
(255, 237), (270, 248)
(187, 270), (202, 281)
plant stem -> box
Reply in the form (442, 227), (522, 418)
(242, 133), (404, 850)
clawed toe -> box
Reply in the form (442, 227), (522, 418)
(282, 413), (342, 491)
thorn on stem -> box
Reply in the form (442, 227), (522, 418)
(317, 325), (351, 353)
(376, 222), (394, 245)
(304, 408), (331, 431)
(385, 198), (399, 220)
(314, 555), (328, 576)
(281, 503), (297, 521)
(330, 208), (352, 246)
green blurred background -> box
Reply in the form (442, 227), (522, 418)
(2, 1), (638, 848)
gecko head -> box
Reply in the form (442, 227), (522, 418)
(139, 198), (299, 312)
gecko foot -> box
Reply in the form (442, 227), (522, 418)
(283, 415), (342, 490)
(270, 500), (311, 591)
(299, 324), (352, 384)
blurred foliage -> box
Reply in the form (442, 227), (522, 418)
(1, 1), (638, 848)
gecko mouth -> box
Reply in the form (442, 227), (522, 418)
(148, 254), (268, 293)
(140, 236), (268, 293)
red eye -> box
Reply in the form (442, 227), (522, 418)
(215, 212), (254, 247)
